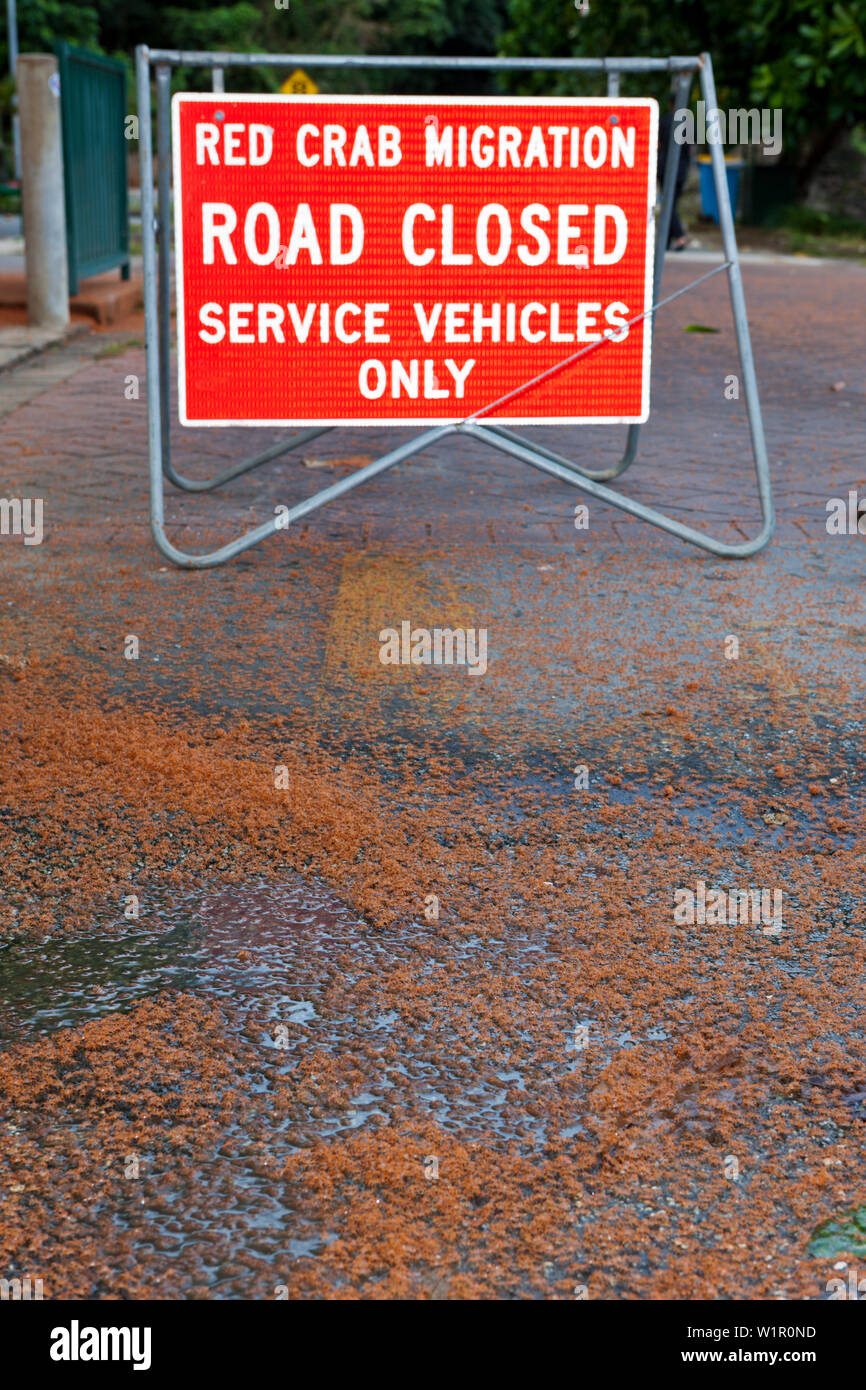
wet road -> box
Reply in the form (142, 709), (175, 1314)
(1, 254), (865, 1298)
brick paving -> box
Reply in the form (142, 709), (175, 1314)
(3, 257), (861, 555)
(0, 252), (865, 1300)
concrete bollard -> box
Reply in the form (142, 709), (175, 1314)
(17, 54), (69, 328)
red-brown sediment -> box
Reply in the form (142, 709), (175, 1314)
(0, 256), (864, 1298)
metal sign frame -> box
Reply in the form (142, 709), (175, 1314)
(135, 47), (775, 568)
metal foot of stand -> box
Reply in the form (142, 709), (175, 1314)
(136, 46), (774, 569)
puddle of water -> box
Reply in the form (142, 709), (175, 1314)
(0, 878), (591, 1142)
(2, 874), (620, 1294)
(2, 871), (853, 1296)
(0, 921), (199, 1040)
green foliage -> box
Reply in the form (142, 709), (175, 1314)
(0, 0), (98, 152)
(809, 1205), (866, 1257)
(500, 0), (866, 185)
(750, 1), (866, 176)
(93, 0), (508, 93)
(159, 4), (264, 52)
(783, 204), (866, 236)
(0, 2), (97, 169)
(4, 0), (864, 188)
(258, 0), (512, 93)
(0, 0), (99, 75)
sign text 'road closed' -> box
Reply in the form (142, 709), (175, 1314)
(172, 96), (659, 426)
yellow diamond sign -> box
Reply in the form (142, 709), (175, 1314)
(280, 69), (319, 96)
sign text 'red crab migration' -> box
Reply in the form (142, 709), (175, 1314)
(172, 96), (659, 426)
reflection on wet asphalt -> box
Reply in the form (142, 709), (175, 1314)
(1, 876), (616, 1295)
(0, 875), (595, 1146)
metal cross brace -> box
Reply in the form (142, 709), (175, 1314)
(135, 47), (774, 568)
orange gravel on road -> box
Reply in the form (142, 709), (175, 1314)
(0, 256), (864, 1299)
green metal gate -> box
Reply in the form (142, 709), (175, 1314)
(54, 42), (130, 295)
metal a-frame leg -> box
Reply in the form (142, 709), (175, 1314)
(152, 62), (335, 496)
(139, 48), (455, 568)
(137, 46), (772, 568)
(150, 419), (459, 569)
(459, 54), (774, 559)
(481, 69), (694, 486)
(460, 417), (773, 558)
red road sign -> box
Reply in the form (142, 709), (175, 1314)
(172, 96), (659, 427)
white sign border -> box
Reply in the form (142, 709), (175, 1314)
(172, 94), (659, 428)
